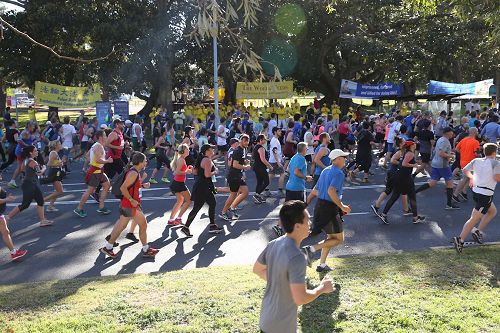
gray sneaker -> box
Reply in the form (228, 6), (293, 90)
(452, 236), (463, 254)
(73, 208), (87, 218)
(219, 212), (233, 221)
(229, 208), (240, 218)
(97, 207), (112, 215)
(471, 229), (484, 244)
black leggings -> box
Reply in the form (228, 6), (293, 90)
(0, 144), (5, 161)
(0, 150), (16, 171)
(382, 181), (417, 217)
(18, 182), (44, 211)
(185, 189), (216, 228)
(254, 167), (269, 195)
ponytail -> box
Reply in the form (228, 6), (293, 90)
(170, 152), (180, 170)
(171, 143), (189, 170)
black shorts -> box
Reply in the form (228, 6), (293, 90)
(228, 177), (246, 192)
(312, 199), (343, 235)
(170, 180), (188, 193)
(473, 192), (493, 214)
(285, 190), (305, 202)
(420, 153), (431, 163)
(305, 155), (312, 163)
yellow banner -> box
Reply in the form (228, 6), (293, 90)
(236, 81), (294, 99)
(6, 88), (16, 97)
(34, 81), (101, 108)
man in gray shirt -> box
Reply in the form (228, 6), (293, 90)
(416, 127), (459, 209)
(253, 201), (335, 333)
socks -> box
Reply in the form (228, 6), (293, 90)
(105, 242), (113, 250)
(10, 248), (17, 255)
(319, 263), (326, 268)
(310, 246), (316, 252)
(142, 245), (149, 252)
(415, 183), (430, 193)
(446, 188), (453, 206)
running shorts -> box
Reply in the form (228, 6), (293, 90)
(312, 199), (343, 235)
(473, 192), (493, 215)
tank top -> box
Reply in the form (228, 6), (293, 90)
(120, 169), (142, 208)
(107, 130), (123, 160)
(166, 130), (175, 145)
(174, 161), (188, 182)
(195, 158), (215, 189)
(23, 158), (39, 184)
(90, 142), (105, 171)
(314, 145), (331, 176)
(252, 144), (268, 170)
(399, 152), (415, 179)
(48, 151), (62, 168)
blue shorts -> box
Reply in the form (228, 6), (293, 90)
(387, 143), (394, 153)
(430, 167), (452, 181)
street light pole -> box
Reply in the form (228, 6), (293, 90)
(213, 36), (220, 127)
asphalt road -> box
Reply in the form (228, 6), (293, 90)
(0, 156), (498, 285)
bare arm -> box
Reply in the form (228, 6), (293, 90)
(202, 158), (216, 178)
(313, 148), (327, 169)
(258, 147), (272, 169)
(105, 131), (121, 150)
(306, 187), (318, 205)
(252, 261), (267, 281)
(401, 152), (417, 168)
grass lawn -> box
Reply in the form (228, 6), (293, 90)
(0, 246), (498, 333)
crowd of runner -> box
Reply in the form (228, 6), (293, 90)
(0, 101), (498, 264)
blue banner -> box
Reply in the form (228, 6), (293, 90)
(113, 101), (129, 120)
(428, 79), (493, 95)
(340, 80), (401, 99)
(96, 101), (112, 126)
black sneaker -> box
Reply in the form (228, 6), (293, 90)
(378, 213), (389, 225)
(412, 216), (426, 224)
(452, 195), (462, 203)
(105, 235), (119, 247)
(452, 236), (464, 254)
(272, 225), (284, 237)
(471, 229), (484, 244)
(90, 192), (100, 203)
(316, 264), (332, 273)
(370, 204), (380, 216)
(301, 246), (315, 267)
(208, 224), (224, 234)
(403, 209), (413, 216)
(445, 204), (460, 210)
(458, 193), (468, 201)
(180, 226), (193, 238)
(125, 233), (139, 243)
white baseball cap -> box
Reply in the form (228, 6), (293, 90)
(125, 119), (133, 126)
(45, 121), (52, 126)
(329, 149), (349, 160)
(100, 124), (108, 129)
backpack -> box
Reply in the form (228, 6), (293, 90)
(111, 169), (139, 199)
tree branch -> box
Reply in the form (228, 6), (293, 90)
(0, 1), (26, 9)
(0, 16), (116, 63)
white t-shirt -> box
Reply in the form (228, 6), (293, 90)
(217, 124), (228, 146)
(61, 124), (76, 148)
(269, 136), (282, 164)
(465, 101), (473, 112)
(304, 131), (314, 156)
(472, 102), (481, 112)
(132, 123), (143, 139)
(464, 158), (500, 196)
(268, 119), (278, 137)
(387, 121), (401, 144)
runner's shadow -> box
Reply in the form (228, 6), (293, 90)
(299, 283), (343, 333)
(158, 238), (198, 271)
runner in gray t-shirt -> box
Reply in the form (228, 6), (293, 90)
(253, 201), (334, 333)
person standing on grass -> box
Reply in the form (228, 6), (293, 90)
(100, 152), (159, 259)
(74, 130), (113, 218)
(253, 134), (272, 204)
(6, 145), (53, 227)
(0, 189), (27, 261)
(303, 149), (352, 273)
(167, 144), (193, 226)
(415, 127), (460, 210)
(253, 200), (335, 333)
(453, 143), (500, 253)
(219, 135), (251, 221)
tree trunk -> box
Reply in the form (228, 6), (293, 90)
(157, 48), (174, 116)
(0, 75), (6, 116)
(221, 63), (236, 105)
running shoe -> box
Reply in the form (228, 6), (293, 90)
(378, 213), (389, 225)
(174, 217), (183, 225)
(125, 233), (139, 243)
(263, 190), (272, 198)
(39, 220), (54, 227)
(452, 236), (463, 254)
(452, 195), (462, 203)
(370, 204), (380, 216)
(209, 224), (224, 234)
(96, 207), (112, 215)
(7, 181), (17, 189)
(253, 195), (263, 204)
(73, 208), (87, 218)
(161, 177), (170, 183)
(471, 228), (484, 244)
(445, 204), (460, 210)
(100, 247), (117, 258)
(142, 247), (160, 258)
(229, 208), (241, 218)
(301, 246), (315, 267)
(180, 226), (193, 238)
(90, 192), (100, 203)
(46, 205), (59, 212)
(11, 249), (28, 261)
(105, 235), (119, 247)
(316, 264), (332, 273)
(458, 193), (468, 201)
(149, 178), (158, 184)
(412, 216), (426, 224)
(403, 209), (413, 216)
(233, 205), (243, 211)
(219, 212), (233, 221)
(272, 225), (285, 237)
(167, 219), (177, 226)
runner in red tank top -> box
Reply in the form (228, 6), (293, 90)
(100, 152), (159, 259)
(104, 118), (125, 179)
(168, 144), (193, 225)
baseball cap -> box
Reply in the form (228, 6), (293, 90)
(45, 121), (52, 126)
(113, 117), (124, 125)
(125, 120), (133, 126)
(100, 124), (108, 129)
(229, 138), (240, 145)
(200, 143), (216, 155)
(403, 139), (416, 147)
(329, 149), (350, 160)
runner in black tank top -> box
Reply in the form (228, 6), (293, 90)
(252, 135), (272, 204)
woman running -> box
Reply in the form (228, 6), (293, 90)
(0, 186), (27, 261)
(149, 127), (172, 184)
(9, 121), (34, 189)
(168, 144), (193, 226)
(7, 145), (53, 227)
(253, 134), (273, 204)
(100, 152), (159, 259)
(43, 140), (65, 212)
(180, 144), (223, 238)
(378, 140), (425, 224)
(346, 121), (375, 183)
(181, 126), (197, 166)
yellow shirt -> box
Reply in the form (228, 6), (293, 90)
(291, 102), (300, 115)
(320, 106), (329, 117)
(332, 105), (341, 119)
(347, 111), (355, 119)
